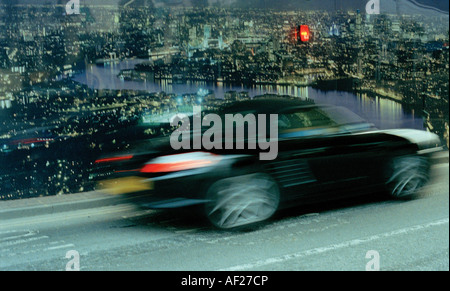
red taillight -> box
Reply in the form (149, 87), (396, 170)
(140, 152), (221, 173)
(95, 155), (134, 164)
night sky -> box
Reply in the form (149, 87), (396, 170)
(0, 0), (448, 14)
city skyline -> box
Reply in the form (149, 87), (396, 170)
(0, 2), (448, 200)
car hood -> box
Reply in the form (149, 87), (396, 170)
(365, 129), (442, 150)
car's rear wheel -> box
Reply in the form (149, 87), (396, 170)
(386, 155), (430, 199)
(205, 173), (280, 230)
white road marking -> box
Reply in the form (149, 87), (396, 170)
(0, 235), (49, 249)
(45, 244), (75, 251)
(220, 218), (449, 271)
(0, 204), (139, 229)
(0, 230), (37, 242)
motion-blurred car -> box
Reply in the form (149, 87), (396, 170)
(93, 98), (443, 229)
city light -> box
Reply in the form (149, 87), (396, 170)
(300, 25), (310, 42)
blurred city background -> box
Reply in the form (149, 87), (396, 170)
(0, 0), (448, 200)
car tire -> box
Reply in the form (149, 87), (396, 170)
(385, 155), (430, 199)
(205, 173), (280, 230)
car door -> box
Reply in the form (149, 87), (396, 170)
(269, 106), (382, 202)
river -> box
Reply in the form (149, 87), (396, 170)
(72, 59), (424, 131)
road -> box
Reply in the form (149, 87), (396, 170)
(0, 164), (448, 272)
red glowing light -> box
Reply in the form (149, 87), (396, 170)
(300, 25), (310, 42)
(95, 155), (134, 164)
(140, 160), (214, 173)
(140, 152), (221, 173)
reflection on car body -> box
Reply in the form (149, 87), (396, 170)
(93, 97), (442, 229)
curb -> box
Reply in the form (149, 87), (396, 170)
(0, 151), (448, 221)
(430, 150), (449, 165)
(0, 191), (121, 221)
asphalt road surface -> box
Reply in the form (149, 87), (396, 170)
(0, 163), (448, 272)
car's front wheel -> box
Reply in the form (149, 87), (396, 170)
(385, 155), (430, 199)
(205, 173), (280, 230)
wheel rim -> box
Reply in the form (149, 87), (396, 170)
(205, 174), (280, 229)
(387, 156), (429, 198)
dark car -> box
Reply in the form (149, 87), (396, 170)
(93, 98), (443, 229)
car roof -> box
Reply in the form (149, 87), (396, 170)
(218, 97), (317, 114)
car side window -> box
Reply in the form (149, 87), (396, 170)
(280, 108), (335, 130)
(278, 107), (338, 138)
